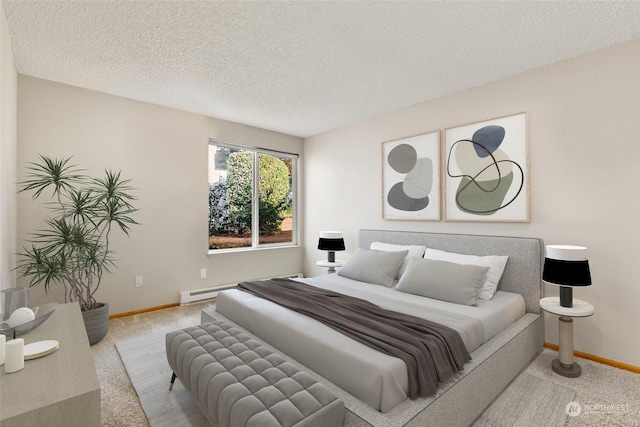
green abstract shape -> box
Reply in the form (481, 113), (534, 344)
(455, 172), (514, 215)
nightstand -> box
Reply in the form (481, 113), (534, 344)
(540, 296), (594, 378)
(316, 260), (344, 274)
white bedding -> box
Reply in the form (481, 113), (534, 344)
(302, 274), (526, 349)
(215, 274), (525, 413)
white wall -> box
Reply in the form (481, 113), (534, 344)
(0, 5), (17, 306)
(16, 76), (304, 315)
(304, 39), (640, 367)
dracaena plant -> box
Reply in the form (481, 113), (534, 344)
(17, 155), (138, 311)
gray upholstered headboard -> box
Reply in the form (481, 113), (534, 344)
(359, 229), (544, 314)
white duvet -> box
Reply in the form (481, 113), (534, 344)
(215, 274), (525, 413)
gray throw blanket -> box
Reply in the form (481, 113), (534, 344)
(237, 278), (471, 399)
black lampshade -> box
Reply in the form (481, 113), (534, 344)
(543, 258), (591, 286)
(543, 245), (591, 308)
(318, 231), (345, 263)
(317, 238), (346, 251)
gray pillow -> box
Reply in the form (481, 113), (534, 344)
(338, 248), (409, 287)
(396, 258), (490, 306)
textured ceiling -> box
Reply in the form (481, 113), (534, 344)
(3, 1), (640, 137)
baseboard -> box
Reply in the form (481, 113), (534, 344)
(109, 302), (181, 319)
(544, 342), (640, 374)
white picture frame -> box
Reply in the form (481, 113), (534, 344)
(444, 112), (529, 222)
(382, 130), (440, 221)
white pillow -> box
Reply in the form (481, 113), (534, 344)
(396, 258), (489, 306)
(338, 248), (409, 287)
(369, 242), (427, 279)
(423, 248), (509, 300)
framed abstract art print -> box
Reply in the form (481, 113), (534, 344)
(444, 112), (529, 222)
(382, 130), (440, 221)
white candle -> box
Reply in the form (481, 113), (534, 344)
(4, 338), (24, 373)
(0, 334), (5, 366)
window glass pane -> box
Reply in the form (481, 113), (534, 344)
(208, 145), (253, 249)
(258, 153), (293, 245)
(208, 141), (297, 251)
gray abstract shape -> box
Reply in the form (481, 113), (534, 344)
(388, 144), (417, 173)
(403, 157), (433, 198)
(387, 182), (430, 211)
(472, 125), (505, 158)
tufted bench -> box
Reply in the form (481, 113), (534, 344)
(166, 320), (345, 427)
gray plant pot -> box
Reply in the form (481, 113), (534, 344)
(82, 302), (109, 345)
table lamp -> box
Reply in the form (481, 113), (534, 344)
(543, 245), (591, 308)
(318, 231), (345, 262)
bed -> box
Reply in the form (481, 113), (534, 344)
(210, 229), (544, 426)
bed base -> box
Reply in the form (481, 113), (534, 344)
(202, 308), (542, 426)
(405, 315), (543, 426)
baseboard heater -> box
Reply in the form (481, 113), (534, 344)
(179, 273), (303, 305)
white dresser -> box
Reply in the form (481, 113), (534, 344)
(0, 302), (101, 427)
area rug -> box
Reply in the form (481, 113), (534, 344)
(472, 372), (575, 427)
(117, 333), (575, 427)
(116, 333), (209, 427)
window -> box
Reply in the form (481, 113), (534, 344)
(208, 141), (298, 251)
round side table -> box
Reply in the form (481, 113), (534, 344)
(315, 260), (344, 274)
(540, 296), (594, 378)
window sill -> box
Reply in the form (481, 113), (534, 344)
(207, 244), (301, 256)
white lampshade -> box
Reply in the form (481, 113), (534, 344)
(319, 231), (343, 239)
(545, 245), (587, 261)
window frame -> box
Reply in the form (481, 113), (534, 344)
(208, 139), (299, 253)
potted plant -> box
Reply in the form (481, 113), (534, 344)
(16, 155), (138, 345)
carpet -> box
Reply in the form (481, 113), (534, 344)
(118, 330), (577, 427)
(472, 372), (575, 427)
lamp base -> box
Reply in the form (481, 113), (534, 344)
(553, 315), (581, 378)
(559, 286), (573, 307)
(551, 358), (582, 378)
(327, 251), (335, 262)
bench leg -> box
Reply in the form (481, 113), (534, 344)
(169, 372), (177, 391)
